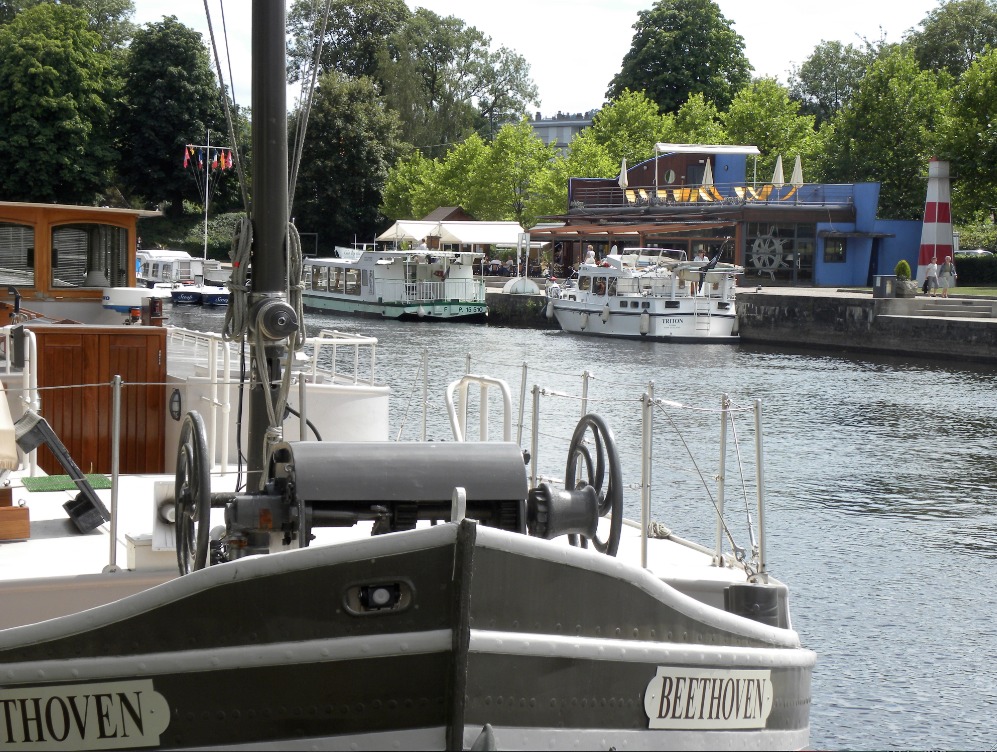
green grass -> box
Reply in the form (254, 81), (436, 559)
(22, 474), (112, 492)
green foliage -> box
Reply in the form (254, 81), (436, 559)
(663, 93), (727, 144)
(937, 48), (997, 221)
(894, 259), (911, 280)
(116, 16), (232, 216)
(955, 218), (997, 252)
(906, 0), (997, 77)
(819, 49), (950, 220)
(182, 212), (242, 260)
(608, 0), (750, 114)
(588, 90), (664, 165)
(291, 73), (405, 246)
(0, 3), (117, 203)
(952, 254), (997, 284)
(722, 79), (817, 178)
(788, 41), (877, 126)
(287, 0), (409, 83)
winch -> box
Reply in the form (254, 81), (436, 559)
(173, 412), (624, 575)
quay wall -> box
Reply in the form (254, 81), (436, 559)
(737, 291), (997, 363)
(486, 288), (997, 363)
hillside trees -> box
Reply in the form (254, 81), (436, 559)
(906, 0), (997, 77)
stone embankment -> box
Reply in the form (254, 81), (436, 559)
(485, 283), (997, 363)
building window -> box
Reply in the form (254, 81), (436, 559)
(0, 223), (35, 288)
(824, 238), (847, 263)
(51, 224), (129, 288)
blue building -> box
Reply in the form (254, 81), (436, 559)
(531, 144), (922, 286)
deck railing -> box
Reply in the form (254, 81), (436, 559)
(569, 182), (857, 210)
(376, 278), (486, 303)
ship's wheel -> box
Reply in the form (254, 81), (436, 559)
(565, 414), (623, 556)
(750, 234), (786, 279)
(175, 411), (211, 575)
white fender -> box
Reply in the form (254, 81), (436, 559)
(417, 305), (426, 318)
(640, 311), (650, 335)
(600, 304), (610, 324)
(545, 300), (555, 319)
(580, 312), (589, 330)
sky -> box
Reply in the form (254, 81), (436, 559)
(132, 0), (944, 115)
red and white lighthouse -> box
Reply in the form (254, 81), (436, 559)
(917, 158), (953, 283)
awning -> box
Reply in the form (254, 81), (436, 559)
(654, 143), (761, 156)
(376, 220), (440, 242)
(435, 221), (525, 246)
(377, 220), (525, 246)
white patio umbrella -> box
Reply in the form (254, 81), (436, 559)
(790, 155), (804, 187)
(771, 155), (785, 187)
(618, 157), (628, 190)
(702, 159), (715, 186)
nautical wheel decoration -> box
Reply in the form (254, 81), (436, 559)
(749, 233), (788, 279)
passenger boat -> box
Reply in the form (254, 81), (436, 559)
(547, 248), (743, 342)
(169, 283), (229, 306)
(0, 2), (811, 749)
(302, 247), (487, 320)
(136, 249), (202, 288)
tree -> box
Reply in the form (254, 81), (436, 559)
(0, 0), (135, 50)
(117, 16), (230, 216)
(937, 48), (997, 221)
(292, 73), (404, 246)
(722, 78), (817, 178)
(469, 119), (556, 228)
(0, 4), (117, 203)
(819, 49), (950, 219)
(662, 93), (727, 145)
(588, 89), (666, 165)
(287, 0), (409, 84)
(380, 9), (537, 152)
(788, 40), (876, 126)
(906, 0), (997, 77)
(607, 0), (750, 114)
(530, 131), (617, 220)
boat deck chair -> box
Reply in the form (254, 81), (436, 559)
(699, 185), (724, 201)
(734, 186), (747, 201)
(656, 188), (671, 203)
(747, 184), (774, 201)
(624, 189), (637, 205)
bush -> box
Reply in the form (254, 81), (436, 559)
(895, 259), (911, 280)
(954, 254), (997, 285)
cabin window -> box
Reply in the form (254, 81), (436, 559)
(346, 269), (360, 296)
(618, 301), (628, 309)
(0, 223), (35, 288)
(607, 279), (617, 296)
(51, 224), (129, 288)
(578, 276), (591, 292)
(824, 238), (846, 263)
(361, 269), (369, 288)
(594, 277), (607, 296)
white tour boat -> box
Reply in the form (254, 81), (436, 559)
(302, 247), (487, 320)
(547, 248), (743, 342)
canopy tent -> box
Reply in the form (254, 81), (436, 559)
(434, 221), (524, 246)
(653, 143), (761, 156)
(376, 220), (440, 243)
(377, 220), (525, 247)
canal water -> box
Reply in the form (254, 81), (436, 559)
(174, 305), (997, 750)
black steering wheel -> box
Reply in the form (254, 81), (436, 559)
(175, 411), (211, 575)
(565, 413), (623, 556)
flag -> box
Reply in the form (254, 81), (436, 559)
(219, 150), (227, 170)
(183, 147), (190, 168)
(212, 152), (219, 169)
(198, 149), (204, 168)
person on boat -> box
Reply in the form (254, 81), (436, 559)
(585, 245), (596, 264)
(691, 249), (708, 295)
(595, 278), (606, 295)
(923, 258), (939, 296)
(938, 255), (957, 298)
(417, 238), (428, 250)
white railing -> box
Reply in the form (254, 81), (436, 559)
(0, 326), (39, 475)
(376, 278), (486, 303)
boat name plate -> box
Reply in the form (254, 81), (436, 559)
(643, 667), (773, 729)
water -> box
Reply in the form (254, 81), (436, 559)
(171, 305), (997, 750)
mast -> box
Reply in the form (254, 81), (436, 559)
(247, 0), (298, 487)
